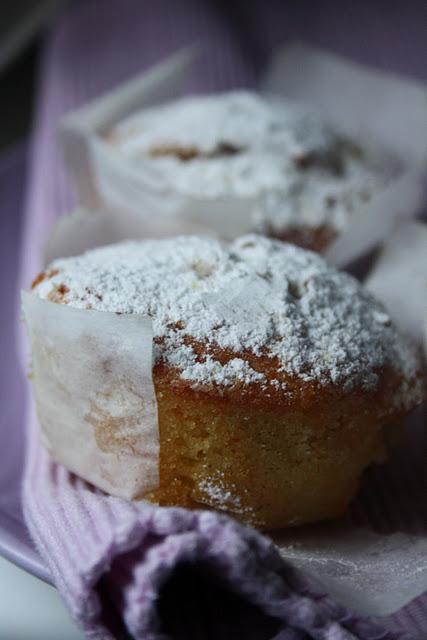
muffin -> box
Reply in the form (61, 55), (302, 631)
(26, 234), (423, 529)
(106, 91), (394, 250)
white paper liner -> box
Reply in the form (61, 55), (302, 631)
(274, 522), (427, 616)
(22, 291), (159, 500)
(60, 47), (196, 210)
(262, 43), (427, 165)
(365, 220), (427, 357)
(59, 44), (427, 267)
(30, 210), (427, 616)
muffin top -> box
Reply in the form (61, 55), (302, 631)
(108, 91), (393, 235)
(32, 234), (421, 411)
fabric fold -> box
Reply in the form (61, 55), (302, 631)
(24, 397), (399, 639)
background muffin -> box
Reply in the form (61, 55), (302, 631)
(107, 92), (395, 250)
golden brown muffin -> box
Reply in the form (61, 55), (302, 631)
(29, 234), (423, 529)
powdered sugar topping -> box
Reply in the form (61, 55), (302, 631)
(109, 91), (394, 234)
(33, 234), (420, 404)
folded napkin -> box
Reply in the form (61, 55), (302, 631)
(19, 0), (424, 638)
(25, 404), (400, 639)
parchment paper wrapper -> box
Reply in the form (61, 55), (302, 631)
(22, 291), (159, 500)
(26, 212), (427, 616)
(60, 44), (427, 267)
(366, 221), (427, 358)
(274, 520), (427, 617)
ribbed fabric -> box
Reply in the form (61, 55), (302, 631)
(24, 396), (402, 639)
(19, 0), (426, 638)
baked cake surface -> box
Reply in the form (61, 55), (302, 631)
(33, 233), (420, 408)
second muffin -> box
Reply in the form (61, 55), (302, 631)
(107, 91), (394, 250)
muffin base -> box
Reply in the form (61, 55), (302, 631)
(145, 375), (396, 530)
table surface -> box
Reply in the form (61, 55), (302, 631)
(0, 556), (84, 639)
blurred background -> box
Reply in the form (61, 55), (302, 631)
(1, 0), (427, 152)
(0, 1), (426, 638)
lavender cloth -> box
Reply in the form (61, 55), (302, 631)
(26, 414), (399, 640)
(18, 0), (427, 638)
